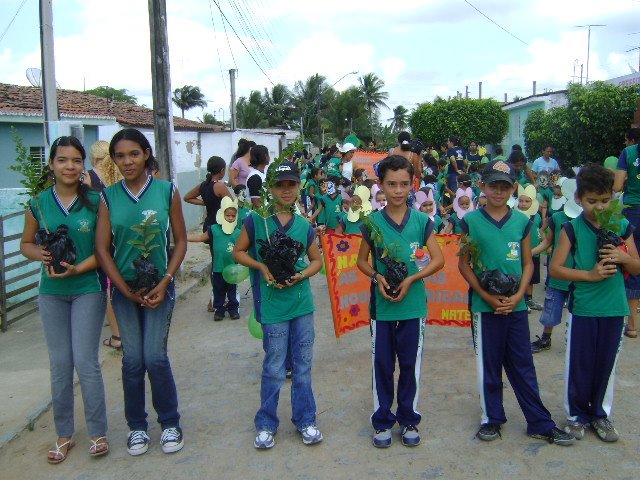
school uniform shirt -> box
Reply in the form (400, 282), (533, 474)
(303, 178), (319, 212)
(337, 212), (363, 234)
(361, 208), (433, 321)
(618, 144), (640, 206)
(526, 212), (542, 256)
(237, 206), (250, 224)
(547, 211), (573, 292)
(244, 210), (315, 324)
(432, 215), (444, 233)
(449, 212), (463, 234)
(30, 187), (104, 295)
(320, 194), (343, 229)
(209, 224), (241, 273)
(101, 176), (173, 282)
(460, 209), (532, 313)
(564, 214), (632, 317)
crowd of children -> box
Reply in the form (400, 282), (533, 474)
(25, 128), (640, 462)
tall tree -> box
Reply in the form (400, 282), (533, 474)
(85, 86), (137, 104)
(389, 105), (408, 132)
(263, 84), (293, 128)
(293, 74), (332, 143)
(358, 73), (389, 139)
(236, 90), (268, 128)
(172, 85), (207, 118)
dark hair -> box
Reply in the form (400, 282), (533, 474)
(309, 167), (322, 179)
(576, 163), (614, 196)
(469, 140), (478, 147)
(205, 156), (226, 182)
(495, 146), (504, 155)
(249, 145), (269, 167)
(327, 145), (338, 156)
(398, 131), (411, 151)
(48, 136), (95, 211)
(468, 162), (479, 173)
(233, 184), (245, 196)
(377, 155), (414, 181)
(437, 159), (448, 168)
(318, 178), (328, 186)
(457, 173), (472, 186)
(109, 128), (155, 167)
(511, 144), (523, 151)
(448, 136), (460, 146)
(423, 174), (438, 184)
(508, 150), (526, 164)
(363, 178), (376, 189)
(353, 168), (366, 180)
(543, 144), (554, 151)
(626, 128), (640, 144)
(234, 138), (256, 158)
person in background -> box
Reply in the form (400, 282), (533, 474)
(229, 139), (256, 188)
(446, 136), (466, 193)
(493, 146), (506, 162)
(245, 145), (271, 208)
(531, 144), (560, 181)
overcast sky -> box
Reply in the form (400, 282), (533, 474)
(1, 0), (639, 123)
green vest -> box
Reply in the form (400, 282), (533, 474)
(449, 213), (463, 234)
(102, 177), (172, 281)
(463, 209), (529, 313)
(528, 212), (542, 254)
(547, 211), (572, 291)
(368, 208), (431, 320)
(567, 215), (630, 317)
(433, 215), (444, 233)
(620, 144), (640, 206)
(248, 211), (315, 324)
(30, 187), (103, 295)
(211, 224), (241, 272)
(322, 194), (343, 229)
(338, 212), (364, 234)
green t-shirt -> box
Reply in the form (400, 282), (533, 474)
(525, 212), (542, 254)
(565, 214), (630, 317)
(30, 187), (103, 295)
(460, 209), (531, 313)
(547, 211), (573, 291)
(210, 224), (241, 273)
(619, 144), (640, 206)
(325, 157), (342, 177)
(433, 215), (444, 233)
(237, 206), (250, 224)
(449, 213), (463, 234)
(337, 212), (363, 234)
(364, 208), (433, 320)
(101, 177), (173, 282)
(246, 211), (315, 324)
(321, 193), (343, 229)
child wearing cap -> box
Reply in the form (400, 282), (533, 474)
(530, 179), (581, 353)
(550, 163), (640, 442)
(516, 184), (544, 312)
(458, 160), (575, 446)
(188, 197), (242, 321)
(356, 155), (445, 449)
(233, 161), (324, 450)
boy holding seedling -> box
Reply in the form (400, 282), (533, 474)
(356, 155), (444, 448)
(458, 160), (575, 446)
(550, 163), (640, 442)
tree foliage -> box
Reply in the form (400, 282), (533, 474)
(389, 105), (408, 132)
(172, 85), (207, 118)
(409, 97), (508, 147)
(85, 86), (137, 104)
(523, 82), (638, 167)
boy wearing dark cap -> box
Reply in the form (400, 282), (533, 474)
(458, 160), (575, 446)
(233, 161), (324, 450)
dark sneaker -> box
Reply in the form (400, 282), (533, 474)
(285, 368), (293, 380)
(373, 429), (392, 448)
(526, 299), (543, 311)
(214, 311), (224, 321)
(254, 430), (275, 449)
(531, 335), (551, 353)
(127, 430), (150, 456)
(400, 425), (420, 447)
(299, 425), (323, 445)
(476, 423), (501, 441)
(160, 427), (184, 454)
(529, 427), (575, 446)
(229, 312), (240, 320)
(592, 418), (619, 442)
(564, 421), (586, 440)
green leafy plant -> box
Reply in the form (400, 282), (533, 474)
(359, 212), (399, 261)
(457, 233), (485, 271)
(8, 126), (51, 212)
(594, 198), (627, 234)
(127, 213), (161, 257)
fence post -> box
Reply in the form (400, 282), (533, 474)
(0, 214), (7, 332)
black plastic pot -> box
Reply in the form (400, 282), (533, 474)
(35, 225), (76, 274)
(257, 230), (305, 285)
(379, 256), (409, 298)
(130, 256), (160, 292)
(479, 269), (520, 296)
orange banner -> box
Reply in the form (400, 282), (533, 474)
(321, 233), (470, 338)
(352, 150), (387, 179)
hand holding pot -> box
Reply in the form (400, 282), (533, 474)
(44, 261), (77, 278)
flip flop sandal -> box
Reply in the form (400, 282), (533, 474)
(47, 439), (74, 464)
(624, 329), (637, 339)
(102, 335), (122, 350)
(89, 436), (109, 457)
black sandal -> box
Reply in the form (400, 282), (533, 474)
(102, 335), (122, 350)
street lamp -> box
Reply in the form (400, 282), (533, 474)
(575, 24), (605, 84)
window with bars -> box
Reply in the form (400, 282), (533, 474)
(29, 147), (46, 175)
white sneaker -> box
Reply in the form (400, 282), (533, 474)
(254, 430), (275, 449)
(300, 425), (323, 445)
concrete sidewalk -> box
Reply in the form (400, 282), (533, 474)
(1, 251), (639, 478)
(0, 241), (211, 451)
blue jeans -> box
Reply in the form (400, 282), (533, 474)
(539, 286), (568, 328)
(111, 283), (180, 431)
(39, 291), (107, 437)
(255, 313), (317, 432)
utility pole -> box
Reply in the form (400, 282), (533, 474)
(229, 69), (237, 130)
(148, 0), (176, 183)
(39, 0), (58, 147)
(575, 24), (605, 84)
(478, 82), (482, 99)
(465, 85), (469, 99)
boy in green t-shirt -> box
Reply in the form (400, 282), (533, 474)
(357, 155), (445, 448)
(233, 161), (324, 450)
(550, 163), (640, 442)
(458, 160), (575, 446)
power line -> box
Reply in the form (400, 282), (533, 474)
(227, 0), (274, 70)
(463, 0), (529, 46)
(0, 0), (28, 46)
(211, 0), (275, 85)
(215, 0), (238, 69)
(208, 0), (228, 92)
(240, 0), (280, 64)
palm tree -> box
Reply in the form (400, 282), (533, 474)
(293, 74), (331, 143)
(236, 91), (267, 128)
(358, 73), (389, 139)
(172, 85), (207, 118)
(388, 105), (408, 132)
(263, 84), (293, 128)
